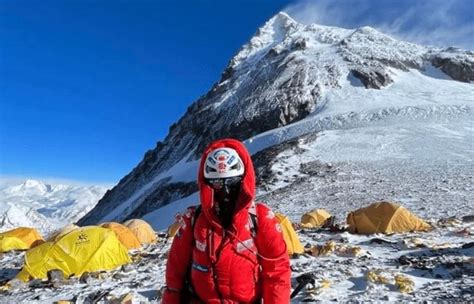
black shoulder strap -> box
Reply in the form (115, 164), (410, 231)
(248, 202), (258, 238)
(191, 205), (201, 230)
(250, 213), (258, 236)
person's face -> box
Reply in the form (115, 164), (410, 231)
(206, 177), (242, 226)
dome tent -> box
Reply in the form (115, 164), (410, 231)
(47, 223), (79, 242)
(275, 213), (305, 255)
(122, 219), (157, 245)
(0, 227), (44, 253)
(347, 201), (431, 234)
(301, 209), (332, 228)
(16, 226), (131, 281)
(100, 222), (141, 250)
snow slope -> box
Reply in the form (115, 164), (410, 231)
(143, 65), (473, 231)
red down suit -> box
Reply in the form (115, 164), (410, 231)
(163, 139), (291, 303)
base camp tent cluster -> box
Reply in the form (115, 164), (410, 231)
(0, 218), (157, 282)
(2, 201), (431, 283)
(165, 201), (431, 258)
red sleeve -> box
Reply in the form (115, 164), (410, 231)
(255, 204), (291, 304)
(162, 208), (195, 304)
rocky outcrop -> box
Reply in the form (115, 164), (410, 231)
(430, 48), (474, 82)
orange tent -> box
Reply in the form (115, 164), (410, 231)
(0, 227), (44, 253)
(347, 201), (431, 234)
(99, 222), (141, 250)
(301, 209), (332, 228)
(122, 219), (157, 245)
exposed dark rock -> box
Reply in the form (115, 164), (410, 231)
(431, 50), (474, 82)
(47, 269), (64, 283)
(252, 137), (302, 190)
(462, 215), (474, 223)
(351, 69), (392, 89)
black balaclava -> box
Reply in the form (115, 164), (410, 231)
(213, 182), (241, 229)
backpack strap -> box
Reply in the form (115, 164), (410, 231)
(191, 205), (201, 230)
(184, 205), (202, 300)
(248, 201), (258, 238)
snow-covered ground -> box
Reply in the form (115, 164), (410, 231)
(1, 216), (472, 302)
(0, 179), (107, 235)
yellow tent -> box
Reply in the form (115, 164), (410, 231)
(100, 222), (141, 250)
(16, 226), (131, 281)
(275, 213), (305, 255)
(0, 227), (44, 253)
(301, 209), (332, 228)
(122, 219), (157, 245)
(48, 223), (79, 241)
(347, 201), (431, 234)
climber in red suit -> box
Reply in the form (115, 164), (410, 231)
(163, 138), (291, 303)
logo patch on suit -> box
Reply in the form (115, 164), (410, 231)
(236, 238), (255, 253)
(192, 262), (209, 273)
(196, 240), (206, 252)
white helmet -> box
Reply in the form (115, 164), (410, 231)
(204, 147), (245, 179)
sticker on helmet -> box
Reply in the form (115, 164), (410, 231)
(218, 162), (227, 172)
(227, 155), (235, 165)
(214, 149), (230, 158)
(207, 156), (216, 165)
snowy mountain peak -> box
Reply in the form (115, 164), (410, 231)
(229, 11), (300, 70)
(9, 179), (49, 196)
(79, 12), (474, 227)
(0, 179), (108, 234)
(23, 179), (46, 188)
(262, 11), (298, 32)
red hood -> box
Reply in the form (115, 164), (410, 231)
(198, 139), (256, 225)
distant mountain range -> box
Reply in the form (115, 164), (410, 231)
(79, 12), (473, 228)
(0, 179), (107, 234)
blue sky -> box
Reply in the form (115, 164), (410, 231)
(1, 0), (472, 185)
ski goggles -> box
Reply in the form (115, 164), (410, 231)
(205, 176), (242, 190)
